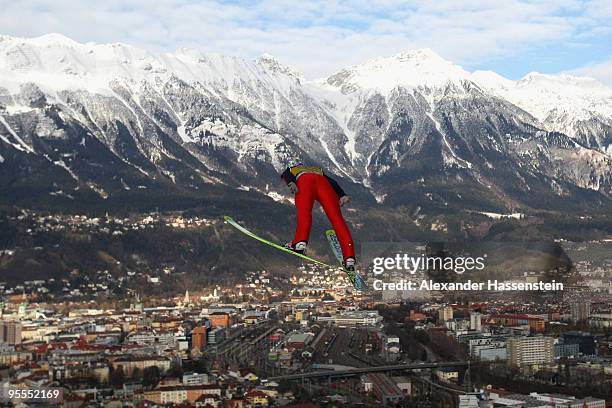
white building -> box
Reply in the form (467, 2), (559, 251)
(529, 393), (605, 408)
(470, 312), (482, 332)
(469, 337), (507, 361)
(182, 372), (209, 385)
(458, 395), (479, 408)
(507, 336), (554, 367)
(316, 311), (383, 326)
(438, 306), (453, 322)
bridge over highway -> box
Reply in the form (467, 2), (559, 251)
(267, 361), (469, 381)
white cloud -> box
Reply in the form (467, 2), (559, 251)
(0, 0), (609, 79)
(569, 58), (612, 87)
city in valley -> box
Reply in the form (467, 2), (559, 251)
(0, 212), (610, 407)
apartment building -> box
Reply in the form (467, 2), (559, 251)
(507, 336), (554, 367)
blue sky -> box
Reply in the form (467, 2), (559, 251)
(1, 0), (611, 85)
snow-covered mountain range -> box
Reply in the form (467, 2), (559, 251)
(1, 33), (611, 213)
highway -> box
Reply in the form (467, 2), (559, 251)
(267, 361), (469, 381)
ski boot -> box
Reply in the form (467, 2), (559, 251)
(343, 257), (357, 285)
(284, 241), (307, 255)
(343, 257), (356, 271)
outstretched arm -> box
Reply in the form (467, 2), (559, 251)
(281, 168), (299, 194)
(280, 168), (297, 185)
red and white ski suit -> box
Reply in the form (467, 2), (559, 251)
(281, 165), (355, 260)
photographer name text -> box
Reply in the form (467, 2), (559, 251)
(373, 279), (564, 291)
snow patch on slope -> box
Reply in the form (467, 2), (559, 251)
(0, 115), (34, 152)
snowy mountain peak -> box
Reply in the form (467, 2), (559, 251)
(471, 70), (514, 90)
(29, 33), (81, 47)
(472, 68), (612, 153)
(256, 53), (303, 80)
(1, 33), (79, 47)
(392, 48), (447, 62)
(323, 48), (470, 94)
(0, 34), (308, 96)
(518, 71), (609, 91)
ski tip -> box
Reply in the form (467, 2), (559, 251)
(223, 215), (233, 223)
(325, 229), (336, 236)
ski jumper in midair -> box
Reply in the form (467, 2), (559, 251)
(281, 164), (356, 270)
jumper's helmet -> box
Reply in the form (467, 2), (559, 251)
(286, 159), (303, 168)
